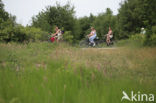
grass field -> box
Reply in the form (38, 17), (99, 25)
(0, 42), (156, 103)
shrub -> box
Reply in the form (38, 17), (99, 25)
(24, 27), (49, 42)
(63, 31), (73, 44)
(152, 26), (156, 34)
(129, 34), (145, 41)
(144, 26), (156, 46)
(149, 34), (156, 46)
(0, 24), (49, 42)
(117, 34), (145, 47)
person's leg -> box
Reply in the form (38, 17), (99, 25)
(106, 34), (108, 43)
(89, 35), (96, 46)
(89, 36), (93, 43)
(89, 35), (95, 43)
(56, 38), (59, 43)
(92, 35), (96, 45)
(106, 34), (110, 45)
(108, 37), (110, 44)
(57, 36), (60, 43)
(57, 34), (62, 43)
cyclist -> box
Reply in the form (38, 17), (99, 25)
(87, 27), (97, 46)
(51, 26), (62, 42)
(106, 27), (113, 45)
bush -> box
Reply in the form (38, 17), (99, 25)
(129, 34), (145, 41)
(24, 27), (49, 42)
(148, 34), (156, 46)
(116, 34), (145, 47)
(152, 26), (156, 34)
(144, 26), (156, 46)
(0, 24), (49, 42)
(63, 31), (73, 44)
(0, 25), (27, 42)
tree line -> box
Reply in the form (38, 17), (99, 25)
(0, 0), (156, 45)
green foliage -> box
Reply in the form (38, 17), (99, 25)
(1, 0), (156, 46)
(144, 33), (156, 46)
(0, 0), (49, 43)
(32, 3), (76, 33)
(116, 34), (145, 47)
(32, 12), (51, 32)
(63, 31), (73, 44)
(117, 0), (156, 39)
(76, 14), (95, 39)
(93, 8), (116, 38)
(30, 0), (156, 46)
(149, 34), (156, 46)
(152, 26), (156, 34)
(0, 0), (12, 42)
(129, 34), (145, 41)
(76, 17), (90, 39)
(0, 23), (49, 42)
(0, 19), (24, 42)
(144, 26), (156, 46)
(23, 27), (49, 42)
(31, 2), (80, 43)
(0, 0), (9, 22)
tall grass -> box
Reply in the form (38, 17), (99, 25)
(0, 42), (156, 103)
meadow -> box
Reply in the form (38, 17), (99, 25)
(0, 42), (156, 103)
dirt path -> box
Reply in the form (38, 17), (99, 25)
(82, 47), (120, 50)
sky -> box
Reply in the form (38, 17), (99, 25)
(3, 0), (123, 26)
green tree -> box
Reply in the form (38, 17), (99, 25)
(93, 8), (117, 38)
(32, 11), (51, 32)
(117, 0), (156, 39)
(31, 2), (80, 42)
(76, 13), (96, 40)
(31, 3), (76, 32)
(0, 0), (9, 22)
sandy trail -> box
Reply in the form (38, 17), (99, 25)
(81, 47), (120, 50)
